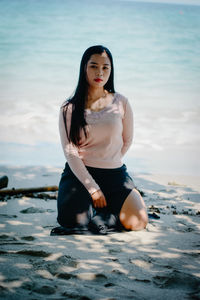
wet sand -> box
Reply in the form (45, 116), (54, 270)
(0, 166), (200, 299)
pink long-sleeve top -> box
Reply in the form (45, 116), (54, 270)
(59, 92), (133, 195)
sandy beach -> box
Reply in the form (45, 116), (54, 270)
(0, 165), (200, 300)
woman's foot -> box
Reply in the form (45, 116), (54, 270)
(50, 224), (89, 236)
(88, 214), (107, 235)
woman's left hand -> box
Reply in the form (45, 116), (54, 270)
(91, 189), (107, 208)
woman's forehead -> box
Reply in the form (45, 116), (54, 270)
(88, 53), (111, 65)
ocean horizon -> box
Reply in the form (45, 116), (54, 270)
(0, 0), (200, 176)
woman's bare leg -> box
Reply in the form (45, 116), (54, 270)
(119, 188), (148, 231)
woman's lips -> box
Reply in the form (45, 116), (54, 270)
(94, 78), (103, 82)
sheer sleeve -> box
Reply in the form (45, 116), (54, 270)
(121, 99), (134, 156)
(59, 103), (100, 195)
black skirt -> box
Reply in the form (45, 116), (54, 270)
(57, 162), (135, 227)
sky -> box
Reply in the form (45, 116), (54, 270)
(136, 0), (200, 5)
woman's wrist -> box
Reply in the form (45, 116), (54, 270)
(91, 189), (100, 195)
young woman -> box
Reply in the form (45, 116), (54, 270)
(53, 45), (148, 235)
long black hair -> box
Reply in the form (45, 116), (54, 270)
(62, 45), (115, 146)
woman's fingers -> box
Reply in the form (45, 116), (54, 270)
(93, 197), (107, 208)
(99, 194), (107, 208)
(101, 196), (107, 208)
(102, 196), (107, 207)
(98, 198), (105, 208)
(91, 190), (107, 208)
(93, 198), (104, 208)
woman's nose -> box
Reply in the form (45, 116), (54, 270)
(96, 68), (103, 76)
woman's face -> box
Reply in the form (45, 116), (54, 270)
(85, 51), (111, 88)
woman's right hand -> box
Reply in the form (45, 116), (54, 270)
(91, 189), (107, 208)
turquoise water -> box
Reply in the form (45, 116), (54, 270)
(0, 0), (200, 175)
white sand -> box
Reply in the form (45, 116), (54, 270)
(0, 165), (200, 300)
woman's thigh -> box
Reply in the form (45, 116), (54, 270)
(119, 188), (148, 231)
(87, 164), (135, 215)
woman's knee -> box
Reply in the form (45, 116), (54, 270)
(119, 210), (148, 231)
(120, 212), (148, 231)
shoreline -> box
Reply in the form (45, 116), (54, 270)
(0, 164), (200, 190)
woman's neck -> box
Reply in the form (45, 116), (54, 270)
(87, 87), (107, 104)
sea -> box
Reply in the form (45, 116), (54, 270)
(0, 0), (200, 176)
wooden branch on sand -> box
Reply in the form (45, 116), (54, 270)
(0, 186), (58, 196)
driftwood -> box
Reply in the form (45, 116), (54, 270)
(0, 176), (8, 189)
(0, 186), (58, 196)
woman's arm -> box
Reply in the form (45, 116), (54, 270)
(121, 99), (134, 156)
(59, 103), (100, 195)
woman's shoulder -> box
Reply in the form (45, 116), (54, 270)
(114, 92), (129, 105)
(60, 99), (73, 110)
